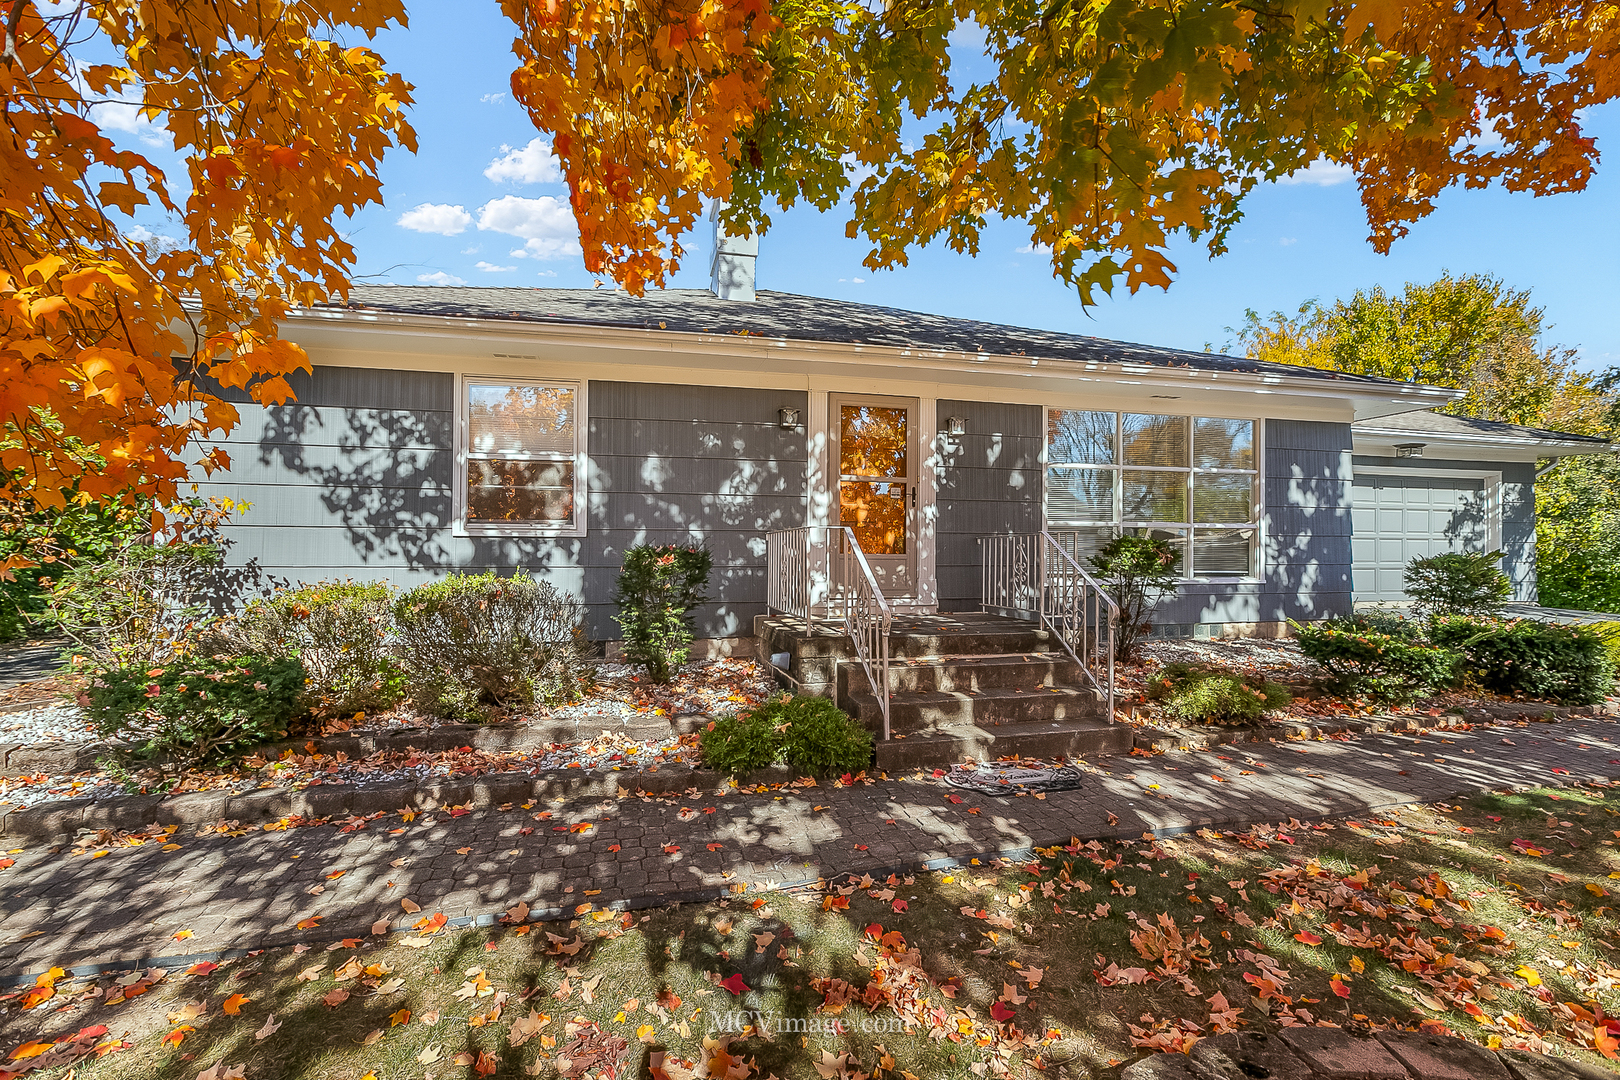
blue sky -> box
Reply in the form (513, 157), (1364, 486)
(123, 2), (1620, 371)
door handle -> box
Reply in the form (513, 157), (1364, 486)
(909, 486), (916, 508)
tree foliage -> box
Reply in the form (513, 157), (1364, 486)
(500, 0), (1619, 298)
(1, 1), (415, 525)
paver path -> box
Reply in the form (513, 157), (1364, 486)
(4, 717), (1619, 980)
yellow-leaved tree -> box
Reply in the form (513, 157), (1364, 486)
(0, 0), (414, 532)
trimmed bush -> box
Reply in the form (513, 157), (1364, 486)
(1430, 616), (1614, 705)
(81, 653), (304, 772)
(1089, 534), (1181, 661)
(700, 695), (874, 776)
(234, 580), (405, 716)
(614, 544), (712, 683)
(1148, 663), (1292, 725)
(1294, 620), (1460, 703)
(393, 573), (590, 720)
(1404, 550), (1512, 619)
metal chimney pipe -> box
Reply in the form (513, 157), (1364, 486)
(709, 202), (757, 302)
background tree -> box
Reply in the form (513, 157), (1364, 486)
(499, 0), (1620, 300)
(1, 1), (415, 547)
(1231, 273), (1620, 613)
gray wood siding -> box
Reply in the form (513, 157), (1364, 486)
(1153, 418), (1354, 627)
(934, 400), (1044, 611)
(200, 368), (808, 639)
(1350, 454), (1536, 602)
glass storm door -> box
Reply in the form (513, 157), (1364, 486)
(831, 395), (918, 596)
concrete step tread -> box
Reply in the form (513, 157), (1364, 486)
(847, 685), (1099, 705)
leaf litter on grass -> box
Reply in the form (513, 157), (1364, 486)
(7, 784), (1620, 1078)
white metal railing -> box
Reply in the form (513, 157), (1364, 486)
(766, 525), (893, 739)
(979, 531), (1117, 715)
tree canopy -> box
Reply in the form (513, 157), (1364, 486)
(1, 1), (414, 518)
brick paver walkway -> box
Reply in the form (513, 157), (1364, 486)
(4, 717), (1619, 980)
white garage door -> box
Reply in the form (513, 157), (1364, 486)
(1351, 473), (1490, 603)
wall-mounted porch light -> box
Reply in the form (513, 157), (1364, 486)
(778, 407), (800, 429)
(945, 416), (967, 436)
(1394, 442), (1426, 458)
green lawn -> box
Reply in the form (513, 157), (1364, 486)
(7, 785), (1620, 1079)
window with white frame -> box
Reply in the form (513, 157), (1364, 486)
(458, 378), (585, 534)
(1045, 410), (1260, 577)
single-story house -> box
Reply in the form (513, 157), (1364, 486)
(195, 240), (1611, 650)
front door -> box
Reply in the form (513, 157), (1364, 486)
(830, 394), (918, 596)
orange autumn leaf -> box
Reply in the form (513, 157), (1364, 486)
(222, 994), (249, 1015)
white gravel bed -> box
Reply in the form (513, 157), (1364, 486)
(0, 702), (95, 744)
(1138, 637), (1314, 681)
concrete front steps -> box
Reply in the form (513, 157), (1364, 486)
(756, 612), (1131, 769)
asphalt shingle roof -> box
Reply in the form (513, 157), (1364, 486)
(1353, 409), (1610, 447)
(334, 285), (1410, 387)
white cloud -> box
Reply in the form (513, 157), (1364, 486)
(417, 271), (467, 286)
(125, 224), (182, 253)
(537, 269), (558, 278)
(1017, 241), (1052, 255)
(460, 245), (480, 255)
(89, 91), (168, 147)
(484, 138), (563, 185)
(948, 18), (988, 54)
(397, 203), (473, 235)
(475, 261), (517, 272)
(1275, 159), (1353, 187)
(481, 92), (508, 105)
(477, 195), (580, 260)
(1279, 237), (1298, 246)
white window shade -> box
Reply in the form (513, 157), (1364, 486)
(469, 384), (576, 456)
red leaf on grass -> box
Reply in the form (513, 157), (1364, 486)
(1294, 931), (1322, 945)
(720, 974), (750, 995)
(990, 1001), (1017, 1023)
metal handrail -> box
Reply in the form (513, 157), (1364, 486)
(979, 531), (1118, 717)
(765, 525), (893, 739)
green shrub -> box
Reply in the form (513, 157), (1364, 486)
(0, 493), (147, 643)
(699, 711), (782, 775)
(234, 580), (405, 716)
(1337, 608), (1424, 641)
(1147, 663), (1292, 725)
(614, 544), (712, 683)
(1293, 620), (1459, 703)
(1586, 621), (1620, 674)
(777, 697), (875, 775)
(44, 541), (226, 667)
(81, 653), (304, 773)
(1430, 616), (1614, 705)
(393, 572), (590, 720)
(699, 695), (874, 776)
(1089, 534), (1181, 661)
(1404, 550), (1512, 619)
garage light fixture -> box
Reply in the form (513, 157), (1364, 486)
(1395, 442), (1426, 458)
(778, 407), (800, 429)
(945, 416), (967, 436)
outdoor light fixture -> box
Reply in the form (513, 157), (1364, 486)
(946, 416), (967, 435)
(778, 407), (800, 429)
(1395, 442), (1426, 458)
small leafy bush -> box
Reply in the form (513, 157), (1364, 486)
(1430, 616), (1615, 705)
(81, 653), (304, 773)
(234, 580), (405, 716)
(393, 572), (589, 720)
(700, 695), (874, 776)
(1089, 534), (1181, 662)
(1340, 608), (1424, 641)
(1586, 621), (1620, 674)
(1294, 620), (1460, 703)
(1405, 550), (1512, 619)
(45, 541), (226, 667)
(1147, 663), (1292, 725)
(614, 545), (712, 683)
(699, 711), (782, 775)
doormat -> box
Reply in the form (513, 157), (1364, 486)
(942, 763), (1084, 796)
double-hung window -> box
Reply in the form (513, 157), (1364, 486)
(1045, 410), (1260, 578)
(457, 377), (586, 536)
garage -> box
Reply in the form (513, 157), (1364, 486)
(1350, 470), (1495, 603)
